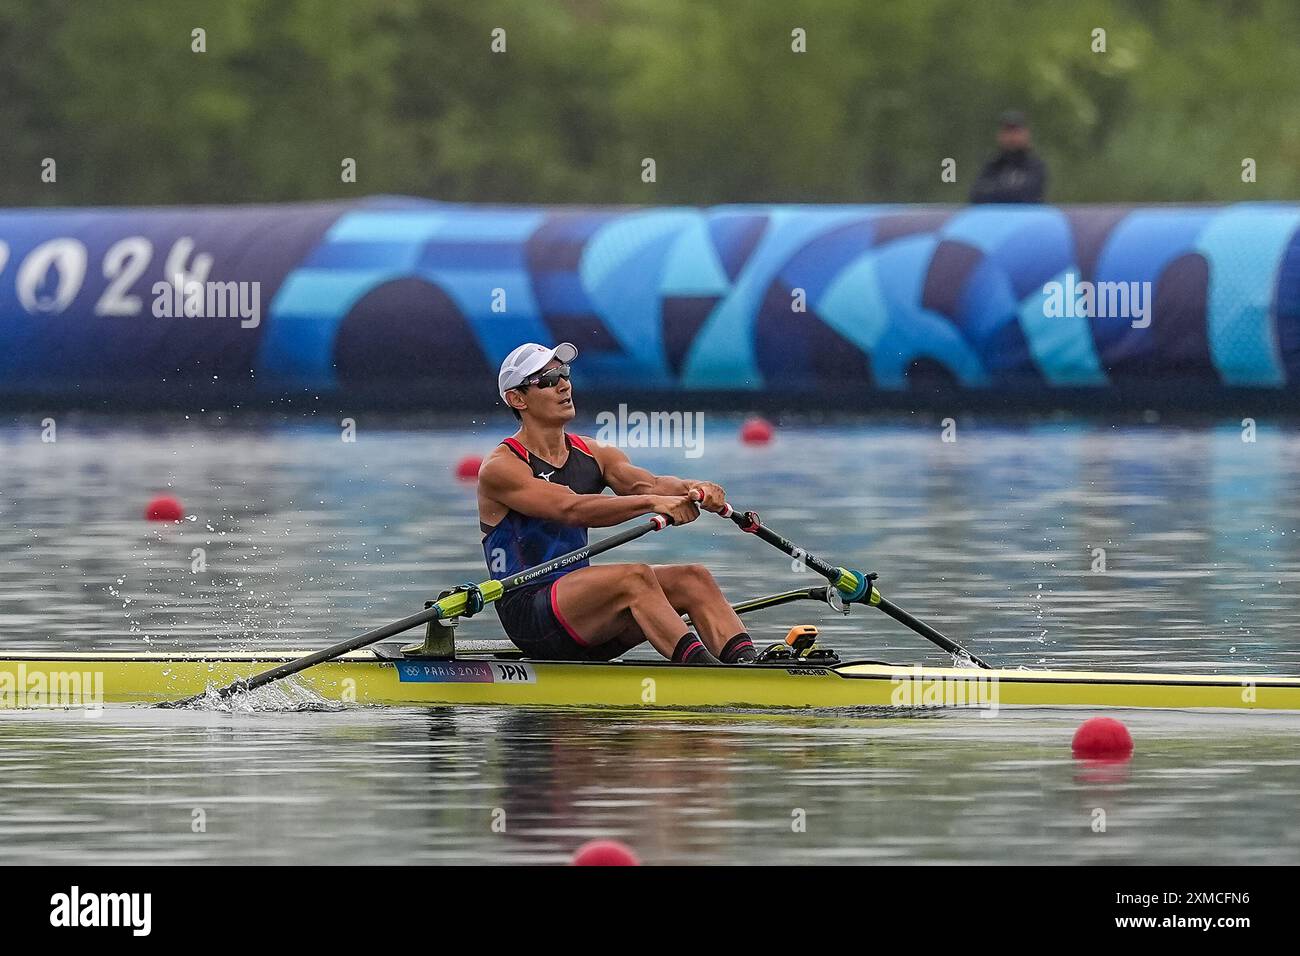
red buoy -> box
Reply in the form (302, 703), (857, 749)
(740, 416), (774, 445)
(145, 495), (185, 522)
(1071, 716), (1134, 759)
(571, 839), (640, 866)
(454, 455), (483, 482)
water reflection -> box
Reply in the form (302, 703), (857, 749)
(2, 705), (1298, 864)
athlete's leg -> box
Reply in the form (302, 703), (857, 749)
(648, 564), (749, 658)
(550, 563), (696, 659)
(586, 564), (752, 662)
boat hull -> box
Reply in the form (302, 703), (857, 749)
(2, 651), (1300, 711)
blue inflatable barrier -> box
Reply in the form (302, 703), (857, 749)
(2, 197), (1297, 407)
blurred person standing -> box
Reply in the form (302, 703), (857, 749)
(969, 110), (1047, 203)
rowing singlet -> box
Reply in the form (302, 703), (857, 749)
(481, 434), (606, 585)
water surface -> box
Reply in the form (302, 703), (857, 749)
(2, 415), (1298, 864)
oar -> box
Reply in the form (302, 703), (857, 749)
(165, 514), (676, 706)
(714, 503), (991, 669)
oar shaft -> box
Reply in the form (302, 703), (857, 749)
(235, 604), (444, 693)
(873, 595), (987, 668)
(204, 514), (671, 701)
(727, 513), (843, 582)
(721, 504), (867, 599)
(498, 516), (665, 591)
(715, 501), (992, 669)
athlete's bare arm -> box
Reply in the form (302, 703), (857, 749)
(588, 440), (727, 513)
(478, 445), (699, 528)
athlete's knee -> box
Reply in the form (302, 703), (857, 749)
(680, 563), (721, 597)
(621, 563), (661, 595)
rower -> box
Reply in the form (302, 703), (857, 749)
(477, 342), (756, 665)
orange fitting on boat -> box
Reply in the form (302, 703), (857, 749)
(784, 624), (819, 646)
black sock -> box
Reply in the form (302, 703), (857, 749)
(720, 633), (757, 663)
(672, 632), (718, 664)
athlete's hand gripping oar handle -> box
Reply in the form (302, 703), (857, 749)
(715, 502), (992, 669)
(163, 514), (677, 707)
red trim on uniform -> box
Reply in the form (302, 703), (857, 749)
(566, 433), (595, 457)
(501, 437), (529, 462)
(549, 582), (591, 647)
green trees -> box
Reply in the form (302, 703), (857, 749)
(2, 0), (1295, 206)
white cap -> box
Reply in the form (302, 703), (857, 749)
(498, 342), (577, 401)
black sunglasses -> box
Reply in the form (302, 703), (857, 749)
(518, 364), (571, 390)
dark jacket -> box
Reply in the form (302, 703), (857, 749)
(969, 149), (1047, 203)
